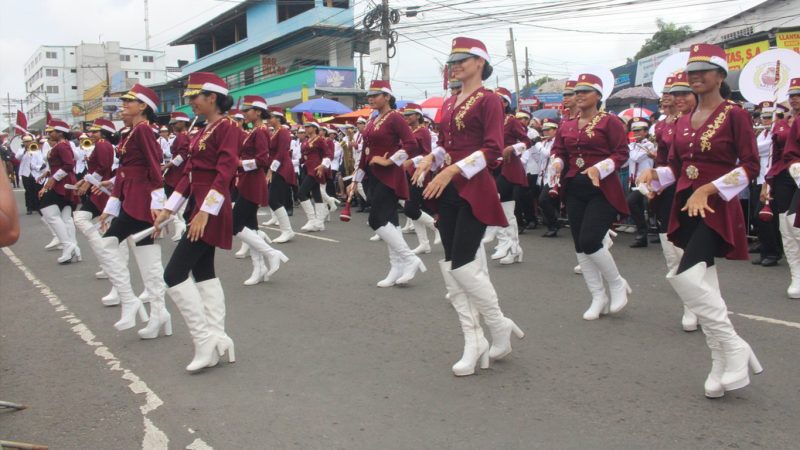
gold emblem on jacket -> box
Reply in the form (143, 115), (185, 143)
(686, 165), (699, 180)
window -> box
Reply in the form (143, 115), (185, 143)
(45, 68), (58, 76)
(45, 51), (57, 59)
(243, 67), (254, 86)
(327, 0), (349, 7)
(120, 54), (131, 62)
(144, 72), (151, 79)
(47, 102), (60, 110)
(46, 85), (59, 94)
(143, 55), (154, 62)
(277, 0), (314, 22)
(70, 69), (76, 73)
(72, 86), (77, 90)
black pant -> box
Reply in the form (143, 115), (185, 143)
(674, 190), (726, 273)
(77, 198), (102, 218)
(163, 238), (216, 287)
(326, 170), (337, 196)
(298, 175), (322, 203)
(495, 172), (515, 202)
(164, 184), (175, 197)
(39, 189), (72, 211)
(404, 182), (424, 221)
(268, 173), (290, 210)
(627, 189), (648, 233)
(750, 183), (781, 259)
(22, 175), (41, 212)
(565, 175), (618, 254)
(437, 184), (486, 269)
(518, 174), (540, 224)
(104, 209), (154, 246)
(655, 184), (676, 233)
(232, 197), (259, 234)
(770, 170), (797, 214)
(366, 174), (398, 230)
(538, 184), (560, 231)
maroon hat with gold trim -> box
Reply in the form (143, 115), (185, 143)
(169, 111), (191, 123)
(242, 95), (268, 111)
(183, 72), (229, 97)
(789, 77), (800, 96)
(542, 118), (558, 130)
(663, 76), (676, 95)
(90, 118), (116, 133)
(496, 87), (513, 105)
(402, 103), (424, 116)
(687, 43), (728, 75)
(448, 37), (493, 80)
(120, 83), (160, 112)
(45, 119), (70, 133)
(563, 79), (577, 95)
(229, 109), (245, 120)
(574, 73), (603, 97)
(367, 80), (394, 97)
(268, 106), (285, 117)
(668, 72), (692, 93)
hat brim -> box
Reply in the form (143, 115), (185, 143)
(447, 52), (474, 63)
(367, 90), (392, 97)
(183, 88), (202, 97)
(120, 93), (137, 101)
(687, 61), (725, 74)
(669, 86), (693, 94)
(574, 85), (602, 96)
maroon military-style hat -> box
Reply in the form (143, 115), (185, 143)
(242, 95), (268, 111)
(170, 111), (191, 123)
(563, 80), (577, 95)
(496, 87), (513, 104)
(183, 72), (229, 97)
(402, 103), (424, 116)
(788, 77), (800, 96)
(669, 72), (692, 93)
(367, 80), (394, 97)
(687, 43), (728, 74)
(121, 83), (160, 112)
(574, 73), (603, 97)
(91, 118), (116, 133)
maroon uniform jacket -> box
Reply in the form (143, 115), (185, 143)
(112, 121), (163, 223)
(406, 125), (432, 178)
(765, 118), (793, 179)
(552, 112), (630, 215)
(500, 114), (532, 186)
(358, 110), (415, 200)
(268, 127), (298, 186)
(86, 139), (115, 211)
(164, 131), (190, 188)
(301, 135), (328, 184)
(238, 125), (270, 206)
(438, 87), (507, 226)
(654, 117), (678, 167)
(47, 141), (78, 206)
(667, 101), (759, 259)
(173, 117), (240, 249)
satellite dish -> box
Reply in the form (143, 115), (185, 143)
(739, 48), (800, 104)
(652, 52), (690, 97)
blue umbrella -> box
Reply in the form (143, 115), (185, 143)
(290, 98), (352, 115)
(532, 109), (561, 121)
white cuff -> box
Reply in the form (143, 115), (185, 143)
(103, 197), (121, 217)
(242, 159), (258, 172)
(593, 158), (615, 180)
(53, 169), (68, 181)
(652, 166), (676, 192)
(552, 157), (564, 172)
(353, 168), (365, 183)
(712, 166), (749, 201)
(431, 147), (446, 168)
(411, 156), (423, 168)
(109, 176), (116, 186)
(165, 192), (187, 213)
(200, 189), (225, 216)
(455, 151), (487, 180)
(321, 158), (331, 169)
(789, 163), (800, 187)
(270, 160), (281, 172)
(89, 172), (101, 183)
(390, 150), (408, 166)
(171, 155), (184, 167)
(150, 188), (167, 210)
(512, 142), (527, 156)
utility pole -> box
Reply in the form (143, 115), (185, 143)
(524, 46), (531, 89)
(143, 0), (151, 49)
(381, 0), (390, 81)
(6, 93), (12, 136)
(507, 28), (521, 110)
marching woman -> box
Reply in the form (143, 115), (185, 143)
(266, 106), (298, 243)
(96, 84), (169, 335)
(489, 87), (531, 264)
(640, 44), (762, 397)
(163, 112), (192, 241)
(551, 72), (632, 321)
(235, 95), (288, 286)
(349, 80), (426, 288)
(413, 37), (524, 376)
(626, 117), (656, 248)
(766, 78), (800, 298)
(39, 119), (81, 264)
(751, 102), (781, 267)
(297, 122), (330, 232)
(154, 72), (238, 372)
(402, 102), (440, 254)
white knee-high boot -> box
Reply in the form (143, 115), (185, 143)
(133, 244), (171, 339)
(42, 215), (62, 250)
(312, 203), (328, 231)
(41, 205), (78, 264)
(441, 259), (489, 376)
(375, 224), (426, 286)
(585, 247), (630, 313)
(780, 213), (800, 298)
(74, 210), (115, 304)
(499, 202), (523, 265)
(492, 201), (518, 261)
(98, 237), (148, 330)
(411, 212), (435, 254)
(196, 278), (235, 364)
(658, 233), (696, 331)
(271, 207), (295, 243)
(449, 258), (524, 360)
(166, 278), (219, 371)
(101, 241), (129, 306)
(237, 227), (288, 281)
(171, 203), (187, 242)
(300, 200), (317, 231)
(577, 253), (610, 320)
(60, 206), (81, 261)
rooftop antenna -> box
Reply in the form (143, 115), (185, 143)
(144, 0), (151, 49)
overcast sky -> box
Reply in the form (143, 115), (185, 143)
(0, 0), (765, 128)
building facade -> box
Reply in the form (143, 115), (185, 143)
(23, 42), (167, 128)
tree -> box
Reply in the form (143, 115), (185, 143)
(633, 19), (693, 61)
(522, 75), (556, 91)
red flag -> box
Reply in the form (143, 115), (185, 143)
(14, 110), (28, 135)
(46, 110), (53, 124)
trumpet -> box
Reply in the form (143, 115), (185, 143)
(28, 142), (40, 151)
(80, 138), (94, 150)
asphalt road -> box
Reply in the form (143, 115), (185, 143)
(2, 190), (799, 449)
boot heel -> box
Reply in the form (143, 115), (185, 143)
(749, 352), (763, 374)
(625, 280), (632, 294)
(418, 260), (427, 273)
(163, 314), (173, 336)
(511, 321), (525, 339)
(479, 350), (490, 369)
(226, 343), (236, 363)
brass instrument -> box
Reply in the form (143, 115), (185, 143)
(80, 138), (95, 150)
(28, 142), (39, 151)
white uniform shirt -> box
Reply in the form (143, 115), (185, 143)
(628, 139), (655, 185)
(158, 137), (172, 163)
(537, 138), (556, 187)
(352, 131), (364, 168)
(332, 140), (343, 171)
(71, 141), (87, 174)
(755, 127), (773, 184)
(14, 147), (46, 179)
(291, 139), (302, 174)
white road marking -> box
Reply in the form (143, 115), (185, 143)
(259, 225), (340, 243)
(1, 247), (213, 450)
(732, 311), (800, 330)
